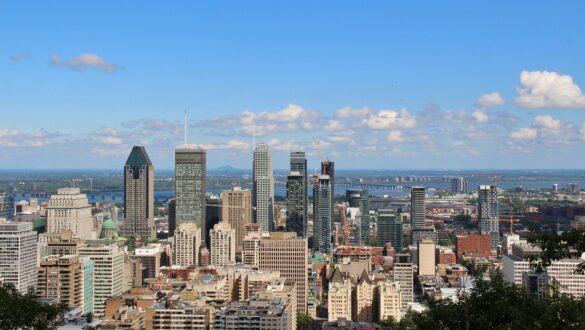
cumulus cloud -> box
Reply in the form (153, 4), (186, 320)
(515, 70), (585, 108)
(50, 53), (122, 72)
(324, 120), (344, 132)
(0, 128), (62, 147)
(510, 128), (538, 140)
(358, 109), (416, 130)
(472, 110), (489, 123)
(335, 106), (373, 119)
(386, 130), (405, 142)
(475, 92), (505, 108)
(451, 140), (465, 148)
(533, 115), (561, 130)
(100, 137), (123, 145)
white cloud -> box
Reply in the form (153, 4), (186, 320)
(451, 140), (465, 147)
(100, 137), (123, 145)
(475, 92), (504, 108)
(50, 53), (122, 73)
(472, 110), (489, 123)
(533, 115), (561, 130)
(0, 128), (61, 147)
(386, 130), (404, 142)
(265, 138), (303, 151)
(324, 120), (344, 132)
(581, 123), (585, 140)
(510, 128), (538, 140)
(515, 70), (585, 108)
(360, 109), (416, 130)
(335, 106), (372, 119)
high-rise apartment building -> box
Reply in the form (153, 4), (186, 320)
(328, 268), (352, 322)
(450, 177), (468, 194)
(175, 148), (206, 243)
(346, 189), (370, 245)
(290, 152), (308, 233)
(242, 231), (262, 267)
(377, 209), (403, 252)
(78, 243), (124, 316)
(393, 263), (413, 314)
(173, 223), (201, 267)
(258, 232), (308, 313)
(410, 187), (425, 230)
(0, 191), (15, 221)
(478, 185), (500, 249)
(81, 257), (94, 315)
(377, 280), (402, 323)
(353, 271), (374, 322)
(210, 222), (236, 267)
(46, 188), (94, 239)
(221, 187), (252, 253)
(205, 194), (221, 248)
(313, 174), (332, 253)
(321, 160), (335, 223)
(37, 255), (83, 311)
(122, 146), (156, 240)
(0, 222), (37, 292)
(253, 144), (274, 231)
(286, 172), (305, 238)
(418, 239), (436, 277)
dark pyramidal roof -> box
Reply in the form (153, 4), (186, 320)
(126, 146), (152, 167)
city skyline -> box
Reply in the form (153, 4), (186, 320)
(2, 2), (585, 170)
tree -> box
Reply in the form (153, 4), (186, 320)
(297, 313), (313, 330)
(0, 283), (68, 330)
(527, 227), (585, 273)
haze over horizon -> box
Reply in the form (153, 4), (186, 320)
(2, 1), (585, 170)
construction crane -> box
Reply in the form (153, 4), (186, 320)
(498, 216), (519, 234)
(338, 205), (351, 246)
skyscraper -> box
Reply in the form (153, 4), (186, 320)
(377, 209), (403, 252)
(410, 187), (436, 244)
(205, 193), (222, 249)
(253, 143), (274, 231)
(346, 189), (370, 244)
(0, 190), (14, 221)
(122, 146), (155, 240)
(46, 188), (93, 239)
(175, 148), (206, 243)
(221, 187), (252, 253)
(479, 185), (500, 249)
(290, 151), (308, 233)
(450, 177), (468, 194)
(313, 174), (332, 253)
(321, 160), (335, 221)
(0, 222), (37, 292)
(286, 171), (305, 237)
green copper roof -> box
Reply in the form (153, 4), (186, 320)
(102, 218), (117, 230)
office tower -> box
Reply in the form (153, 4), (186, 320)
(353, 270), (374, 322)
(221, 187), (252, 253)
(81, 257), (94, 315)
(346, 189), (370, 245)
(410, 187), (430, 245)
(122, 146), (156, 240)
(0, 222), (37, 292)
(175, 148), (206, 243)
(313, 174), (332, 253)
(258, 232), (308, 313)
(393, 263), (413, 314)
(0, 190), (14, 221)
(205, 194), (221, 248)
(134, 245), (162, 280)
(286, 172), (305, 237)
(328, 268), (352, 321)
(173, 223), (201, 267)
(168, 199), (176, 236)
(321, 160), (335, 226)
(37, 255), (83, 310)
(253, 143), (275, 231)
(210, 222), (236, 267)
(377, 209), (403, 252)
(450, 177), (468, 194)
(78, 243), (124, 316)
(478, 185), (500, 249)
(418, 239), (436, 276)
(376, 280), (402, 323)
(290, 152), (308, 232)
(46, 188), (94, 239)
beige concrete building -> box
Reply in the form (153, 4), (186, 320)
(257, 279), (298, 330)
(221, 187), (252, 253)
(173, 223), (201, 267)
(418, 239), (436, 276)
(242, 231), (262, 267)
(377, 280), (402, 322)
(258, 232), (308, 313)
(353, 270), (374, 322)
(145, 300), (209, 330)
(210, 222), (236, 267)
(134, 245), (162, 280)
(78, 243), (124, 316)
(393, 263), (414, 314)
(46, 188), (94, 239)
(328, 268), (352, 322)
(37, 255), (83, 310)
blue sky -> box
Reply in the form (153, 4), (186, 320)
(1, 1), (585, 170)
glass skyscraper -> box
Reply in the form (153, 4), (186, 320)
(175, 148), (206, 243)
(313, 174), (332, 253)
(346, 189), (370, 245)
(253, 144), (274, 232)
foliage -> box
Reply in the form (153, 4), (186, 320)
(0, 283), (68, 330)
(401, 272), (585, 329)
(527, 227), (585, 273)
(369, 238), (377, 247)
(297, 312), (313, 330)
